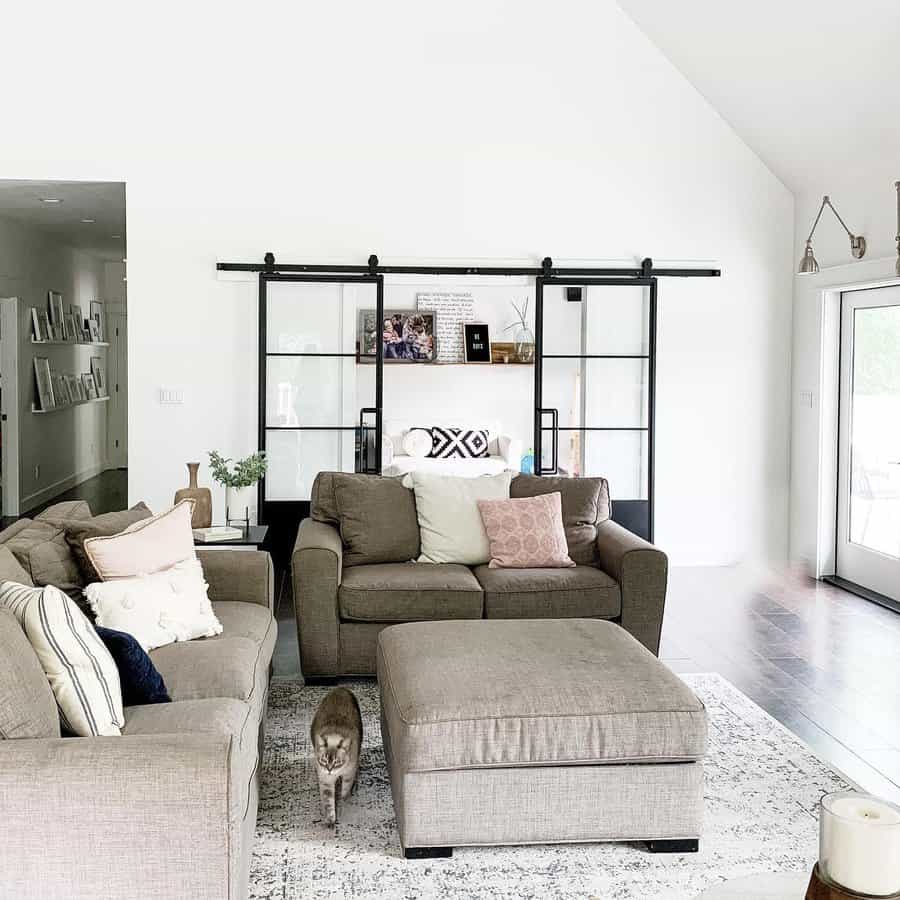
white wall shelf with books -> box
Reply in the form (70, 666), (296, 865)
(31, 396), (110, 414)
(31, 339), (109, 347)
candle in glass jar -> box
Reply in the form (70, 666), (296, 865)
(819, 791), (900, 896)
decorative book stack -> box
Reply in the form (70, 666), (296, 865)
(192, 526), (243, 543)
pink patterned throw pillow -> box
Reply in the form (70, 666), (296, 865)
(476, 492), (575, 569)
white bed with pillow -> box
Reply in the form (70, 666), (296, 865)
(382, 420), (523, 478)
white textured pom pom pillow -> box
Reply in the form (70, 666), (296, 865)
(84, 557), (222, 652)
(0, 581), (124, 736)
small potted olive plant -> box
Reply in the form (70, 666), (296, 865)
(208, 450), (267, 526)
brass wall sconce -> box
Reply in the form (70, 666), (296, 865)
(798, 195), (866, 275)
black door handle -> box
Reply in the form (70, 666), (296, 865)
(539, 408), (559, 475)
(359, 407), (377, 474)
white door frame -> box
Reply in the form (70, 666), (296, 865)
(835, 286), (900, 600)
(105, 303), (127, 468)
(0, 297), (21, 517)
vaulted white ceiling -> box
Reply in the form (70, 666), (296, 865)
(616, 0), (900, 196)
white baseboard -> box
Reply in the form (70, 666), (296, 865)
(20, 460), (109, 514)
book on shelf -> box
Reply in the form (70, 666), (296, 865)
(192, 526), (244, 542)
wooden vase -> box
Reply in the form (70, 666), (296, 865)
(174, 462), (212, 528)
(807, 864), (900, 900)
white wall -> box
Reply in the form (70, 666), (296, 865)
(789, 167), (899, 569)
(0, 216), (108, 511)
(0, 0), (794, 564)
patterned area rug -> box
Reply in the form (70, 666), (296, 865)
(251, 674), (850, 899)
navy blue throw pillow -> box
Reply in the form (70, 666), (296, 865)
(94, 626), (171, 706)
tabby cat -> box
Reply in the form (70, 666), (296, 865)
(310, 687), (363, 826)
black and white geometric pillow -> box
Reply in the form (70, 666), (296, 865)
(430, 427), (490, 459)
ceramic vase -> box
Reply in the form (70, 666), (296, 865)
(174, 462), (212, 528)
(226, 485), (258, 526)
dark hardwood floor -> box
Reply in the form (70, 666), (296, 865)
(661, 565), (900, 804)
(2, 468), (128, 529)
(272, 562), (900, 803)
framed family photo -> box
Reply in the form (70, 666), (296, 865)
(91, 357), (108, 396)
(357, 309), (437, 363)
(33, 358), (54, 410)
(48, 291), (65, 329)
(82, 373), (98, 400)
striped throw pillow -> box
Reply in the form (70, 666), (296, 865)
(0, 581), (124, 736)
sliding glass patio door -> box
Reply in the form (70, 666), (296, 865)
(836, 286), (900, 602)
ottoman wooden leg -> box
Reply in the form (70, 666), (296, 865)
(647, 839), (699, 853)
(404, 847), (453, 860)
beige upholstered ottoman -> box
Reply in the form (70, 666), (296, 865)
(377, 618), (707, 859)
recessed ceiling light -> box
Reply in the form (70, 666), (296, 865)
(81, 218), (95, 224)
(40, 197), (62, 204)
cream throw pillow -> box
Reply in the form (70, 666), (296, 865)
(403, 470), (513, 565)
(84, 499), (196, 580)
(0, 581), (124, 736)
(84, 557), (222, 652)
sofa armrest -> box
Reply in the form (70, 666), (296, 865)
(0, 733), (231, 898)
(197, 548), (274, 611)
(497, 435), (523, 469)
(596, 520), (668, 655)
(292, 518), (343, 677)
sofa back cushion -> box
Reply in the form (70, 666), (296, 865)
(0, 606), (61, 739)
(509, 475), (610, 565)
(64, 503), (153, 582)
(34, 500), (93, 526)
(0, 546), (34, 587)
(0, 520), (84, 596)
(319, 473), (420, 567)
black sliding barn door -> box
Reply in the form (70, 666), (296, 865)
(534, 276), (657, 541)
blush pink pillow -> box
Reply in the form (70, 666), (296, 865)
(476, 492), (575, 569)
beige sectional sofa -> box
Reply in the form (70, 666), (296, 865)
(293, 472), (668, 677)
(0, 501), (276, 900)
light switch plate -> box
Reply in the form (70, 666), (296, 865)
(159, 388), (184, 405)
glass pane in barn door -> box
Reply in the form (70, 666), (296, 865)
(536, 281), (653, 540)
(262, 276), (382, 504)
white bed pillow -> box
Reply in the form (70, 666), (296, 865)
(402, 470), (513, 565)
(0, 581), (124, 736)
(84, 499), (196, 580)
(401, 428), (433, 459)
(84, 557), (222, 652)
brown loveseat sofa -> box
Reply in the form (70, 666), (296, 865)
(293, 472), (667, 677)
(0, 501), (276, 900)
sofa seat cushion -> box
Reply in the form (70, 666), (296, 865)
(210, 601), (273, 643)
(149, 612), (275, 704)
(339, 563), (483, 623)
(474, 565), (621, 619)
(377, 619), (707, 773)
(123, 697), (258, 828)
(384, 456), (510, 478)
